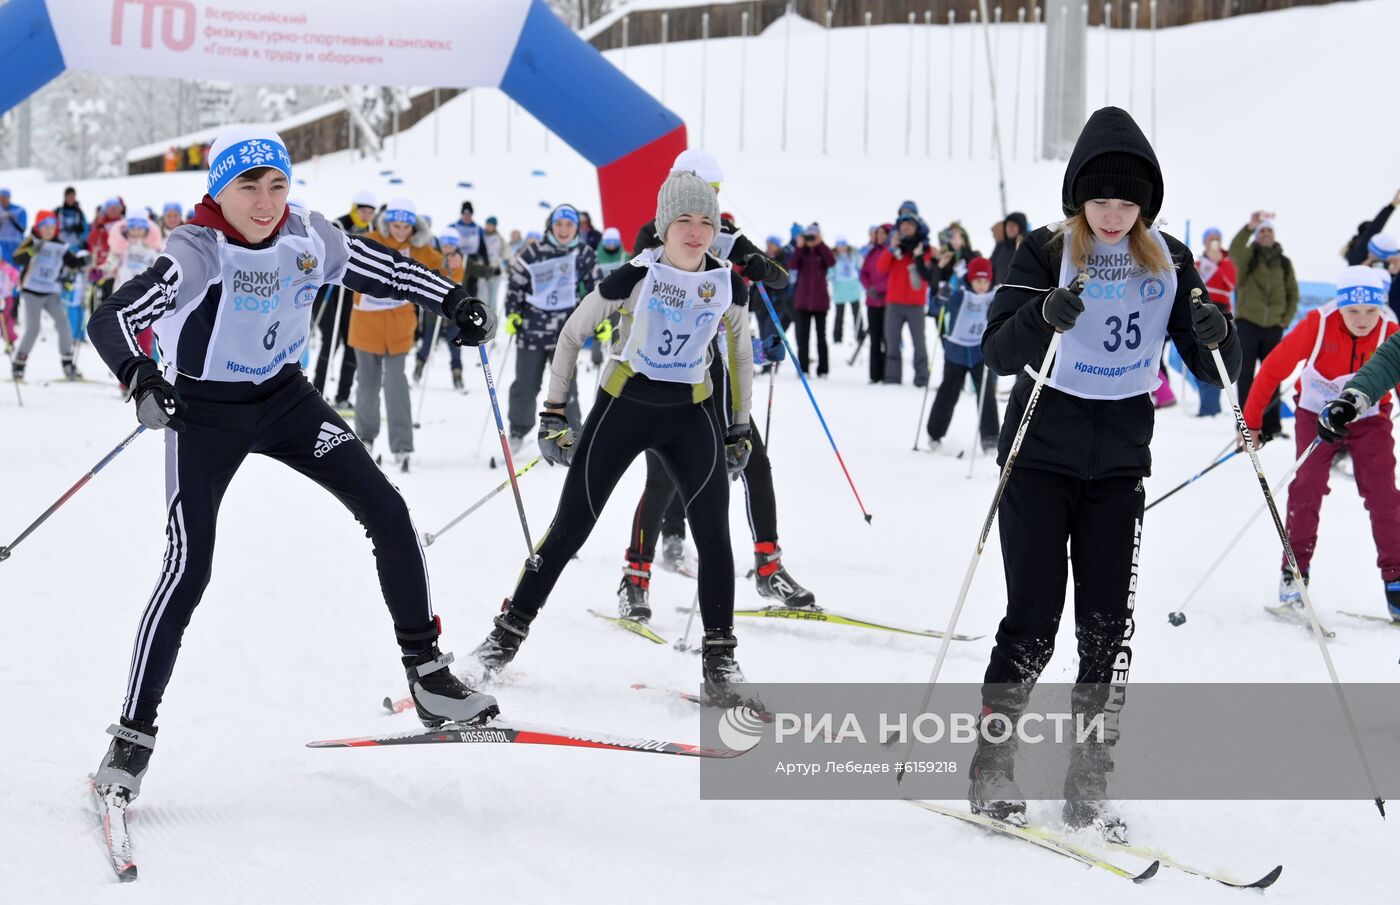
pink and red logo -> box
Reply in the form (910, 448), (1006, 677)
(111, 0), (196, 51)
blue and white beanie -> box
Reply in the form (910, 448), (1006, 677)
(162, 201), (182, 215)
(1336, 265), (1389, 308)
(125, 216), (150, 232)
(207, 126), (292, 200)
(1367, 234), (1399, 262)
(383, 198), (417, 225)
(439, 232), (462, 249)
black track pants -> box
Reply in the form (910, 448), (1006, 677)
(983, 468), (1142, 689)
(510, 390), (735, 631)
(122, 370), (433, 723)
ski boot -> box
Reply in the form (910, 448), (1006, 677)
(659, 534), (698, 576)
(465, 600), (532, 683)
(412, 356), (426, 383)
(62, 356), (81, 380)
(333, 398), (354, 419)
(94, 718), (157, 804)
(394, 451), (411, 473)
(452, 368), (464, 392)
(981, 436), (999, 454)
(1385, 579), (1400, 623)
(404, 646), (498, 728)
(617, 558), (652, 622)
(508, 431), (527, 455)
(701, 629), (762, 709)
(754, 542), (817, 609)
(11, 352), (26, 382)
(967, 732), (1026, 826)
(1277, 569), (1308, 611)
(1063, 736), (1126, 842)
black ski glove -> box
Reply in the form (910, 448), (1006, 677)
(1318, 389), (1369, 443)
(741, 252), (773, 286)
(538, 410), (575, 466)
(447, 289), (498, 347)
(1041, 285), (1085, 332)
(127, 360), (185, 432)
(1192, 301), (1230, 348)
(725, 423), (752, 479)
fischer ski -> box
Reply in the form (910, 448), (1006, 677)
(588, 609), (666, 644)
(88, 775), (138, 882)
(309, 718), (745, 759)
(730, 606), (984, 641)
(906, 801), (1157, 882)
(1110, 841), (1283, 889)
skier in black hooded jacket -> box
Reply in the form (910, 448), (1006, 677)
(966, 107), (1242, 840)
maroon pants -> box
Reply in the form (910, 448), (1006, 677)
(1287, 409), (1400, 581)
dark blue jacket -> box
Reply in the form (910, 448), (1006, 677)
(929, 287), (984, 368)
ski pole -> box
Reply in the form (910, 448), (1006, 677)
(1144, 436), (1240, 512)
(476, 334), (515, 462)
(1193, 291), (1385, 818)
(764, 359), (778, 449)
(412, 315), (443, 429)
(1, 425), (146, 563)
(674, 588), (701, 654)
(966, 366), (990, 478)
(478, 344), (542, 570)
(326, 287), (347, 400)
(423, 455), (543, 546)
(1, 300), (21, 408)
(1168, 437), (1320, 626)
(912, 376), (933, 452)
(899, 276), (1082, 781)
(755, 284), (872, 523)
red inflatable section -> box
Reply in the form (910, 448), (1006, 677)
(596, 124), (688, 245)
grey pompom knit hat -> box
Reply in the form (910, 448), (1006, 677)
(654, 169), (720, 239)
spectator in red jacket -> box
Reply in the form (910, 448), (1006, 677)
(876, 213), (935, 385)
(1196, 227), (1238, 416)
(1244, 266), (1400, 608)
(860, 223), (892, 384)
(788, 222), (835, 376)
(86, 197), (126, 312)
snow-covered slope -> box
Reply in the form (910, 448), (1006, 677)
(1, 3), (1398, 903)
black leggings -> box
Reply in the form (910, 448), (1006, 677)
(926, 357), (1000, 443)
(312, 286), (357, 401)
(509, 390), (735, 631)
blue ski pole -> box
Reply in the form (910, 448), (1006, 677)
(755, 284), (872, 523)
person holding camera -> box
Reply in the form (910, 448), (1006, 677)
(877, 213), (936, 386)
(788, 222), (835, 376)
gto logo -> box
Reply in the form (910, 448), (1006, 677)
(111, 0), (196, 51)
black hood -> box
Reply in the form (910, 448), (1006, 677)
(1061, 106), (1163, 222)
(1003, 211), (1029, 236)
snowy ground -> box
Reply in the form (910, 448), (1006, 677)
(2, 324), (1398, 902)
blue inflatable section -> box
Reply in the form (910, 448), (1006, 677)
(0, 0), (65, 116)
(501, 0), (682, 167)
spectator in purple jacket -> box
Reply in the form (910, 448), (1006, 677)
(788, 221), (835, 376)
(859, 223), (892, 383)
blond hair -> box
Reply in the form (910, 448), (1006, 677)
(1054, 211), (1173, 277)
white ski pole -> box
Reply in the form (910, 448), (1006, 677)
(1193, 290), (1385, 818)
(674, 588), (701, 654)
(966, 366), (990, 477)
(326, 286), (348, 399)
(412, 315), (443, 429)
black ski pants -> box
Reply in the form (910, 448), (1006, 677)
(1235, 319), (1284, 437)
(866, 304), (887, 383)
(984, 468), (1142, 691)
(510, 389), (735, 631)
(121, 369), (434, 723)
(793, 310), (829, 376)
(926, 357), (1000, 444)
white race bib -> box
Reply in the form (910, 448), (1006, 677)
(621, 251), (732, 384)
(178, 221), (326, 384)
(948, 289), (995, 348)
(527, 250), (579, 311)
(710, 230), (738, 261)
(24, 241), (67, 294)
(1297, 305), (1386, 418)
(117, 244), (159, 289)
(1048, 228), (1177, 401)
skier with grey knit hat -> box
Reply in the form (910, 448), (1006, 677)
(464, 170), (759, 707)
(967, 106), (1242, 841)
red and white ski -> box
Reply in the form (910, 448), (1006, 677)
(309, 718), (745, 759)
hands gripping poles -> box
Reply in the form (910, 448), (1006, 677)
(1192, 290), (1384, 818)
(897, 275), (1082, 781)
(1, 425), (146, 563)
(755, 284), (872, 523)
(478, 345), (542, 570)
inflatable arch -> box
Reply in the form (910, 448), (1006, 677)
(0, 0), (687, 237)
